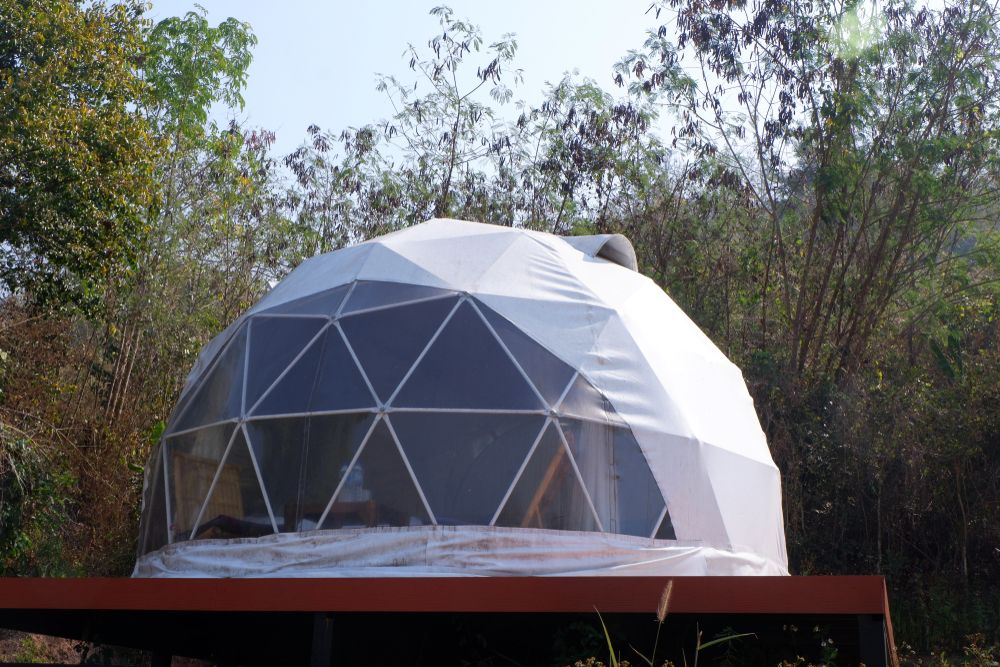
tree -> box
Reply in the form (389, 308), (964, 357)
(613, 0), (1000, 640)
(0, 0), (160, 309)
(378, 5), (521, 219)
(515, 77), (666, 233)
(619, 0), (1000, 382)
(97, 7), (294, 434)
(0, 4), (301, 574)
(143, 7), (255, 141)
(284, 6), (524, 248)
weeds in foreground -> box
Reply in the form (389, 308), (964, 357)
(895, 634), (1000, 667)
(591, 581), (754, 667)
(13, 635), (46, 664)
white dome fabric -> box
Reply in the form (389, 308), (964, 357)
(134, 219), (788, 577)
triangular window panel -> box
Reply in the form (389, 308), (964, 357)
(339, 296), (459, 403)
(654, 512), (677, 540)
(193, 428), (274, 540)
(495, 423), (599, 532)
(391, 413), (546, 526)
(166, 386), (198, 434)
(342, 280), (452, 315)
(139, 447), (168, 555)
(245, 316), (327, 410)
(320, 420), (431, 529)
(171, 328), (247, 433)
(164, 423), (235, 543)
(561, 419), (668, 538)
(251, 326), (376, 416)
(246, 413), (374, 532)
(556, 373), (626, 425)
(477, 301), (576, 407)
(245, 417), (305, 533)
(392, 301), (545, 410)
(258, 285), (349, 317)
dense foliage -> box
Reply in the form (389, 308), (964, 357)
(0, 0), (160, 309)
(0, 0), (997, 654)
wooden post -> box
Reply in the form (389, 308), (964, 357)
(310, 612), (335, 667)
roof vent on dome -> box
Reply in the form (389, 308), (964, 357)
(561, 234), (638, 272)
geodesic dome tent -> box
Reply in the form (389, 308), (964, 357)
(134, 219), (787, 577)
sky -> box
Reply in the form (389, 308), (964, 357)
(148, 1), (658, 157)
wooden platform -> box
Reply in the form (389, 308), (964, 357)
(0, 576), (897, 666)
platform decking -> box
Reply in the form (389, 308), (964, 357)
(0, 576), (897, 666)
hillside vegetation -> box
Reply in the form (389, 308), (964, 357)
(1, 0), (998, 653)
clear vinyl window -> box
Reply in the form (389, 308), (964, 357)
(139, 282), (675, 555)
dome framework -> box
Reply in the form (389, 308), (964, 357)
(139, 283), (675, 555)
(136, 219), (787, 577)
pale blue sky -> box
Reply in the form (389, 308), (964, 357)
(148, 1), (657, 156)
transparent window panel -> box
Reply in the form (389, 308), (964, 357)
(170, 327), (247, 433)
(165, 386), (197, 435)
(193, 428), (274, 540)
(251, 327), (376, 416)
(341, 280), (452, 314)
(392, 301), (545, 410)
(495, 423), (599, 532)
(390, 413), (546, 526)
(138, 446), (168, 556)
(246, 413), (374, 532)
(339, 296), (459, 403)
(245, 316), (327, 410)
(258, 285), (349, 317)
(561, 419), (667, 537)
(244, 417), (304, 533)
(320, 420), (430, 530)
(654, 513), (677, 540)
(477, 300), (576, 406)
(556, 373), (626, 426)
(165, 423), (236, 542)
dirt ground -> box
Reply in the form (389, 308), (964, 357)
(0, 630), (212, 666)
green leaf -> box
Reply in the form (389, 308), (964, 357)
(595, 608), (619, 667)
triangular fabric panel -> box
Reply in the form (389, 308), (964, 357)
(244, 316), (327, 410)
(391, 412), (546, 526)
(165, 422), (236, 543)
(494, 423), (599, 532)
(171, 328), (247, 432)
(257, 285), (349, 317)
(139, 448), (168, 554)
(339, 296), (459, 403)
(251, 326), (376, 416)
(341, 280), (453, 314)
(246, 413), (374, 532)
(320, 420), (431, 529)
(386, 230), (518, 287)
(194, 428), (274, 540)
(392, 301), (545, 410)
(477, 300), (576, 407)
(556, 373), (626, 425)
(561, 419), (667, 537)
